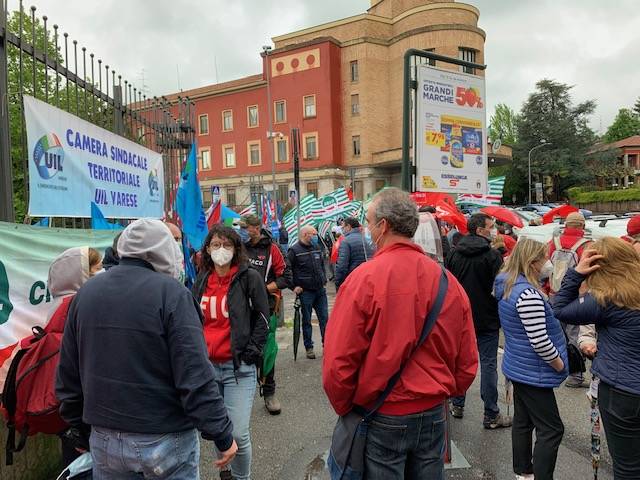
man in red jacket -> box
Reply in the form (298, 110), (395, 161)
(323, 188), (478, 479)
(547, 212), (591, 388)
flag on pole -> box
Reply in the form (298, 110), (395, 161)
(205, 200), (221, 229)
(283, 194), (322, 245)
(318, 187), (352, 221)
(238, 204), (257, 216)
(456, 176), (506, 207)
(175, 143), (208, 250)
(91, 202), (123, 230)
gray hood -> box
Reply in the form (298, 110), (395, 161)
(118, 219), (183, 279)
(47, 247), (91, 298)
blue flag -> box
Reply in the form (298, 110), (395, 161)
(91, 202), (123, 230)
(34, 217), (49, 227)
(182, 236), (197, 289)
(175, 143), (208, 250)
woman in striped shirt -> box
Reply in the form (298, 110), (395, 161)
(494, 238), (569, 480)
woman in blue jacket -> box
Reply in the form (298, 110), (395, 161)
(494, 238), (568, 480)
(553, 237), (640, 480)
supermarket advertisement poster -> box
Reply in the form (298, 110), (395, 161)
(415, 65), (488, 194)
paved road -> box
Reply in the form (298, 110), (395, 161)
(201, 286), (613, 480)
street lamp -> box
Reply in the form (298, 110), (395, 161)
(262, 45), (277, 213)
(528, 139), (552, 204)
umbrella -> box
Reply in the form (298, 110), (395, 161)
(434, 202), (468, 234)
(542, 204), (579, 225)
(261, 296), (279, 380)
(293, 295), (301, 361)
(589, 377), (601, 480)
(480, 206), (524, 229)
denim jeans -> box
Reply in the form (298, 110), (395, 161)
(599, 381), (640, 479)
(211, 360), (257, 480)
(300, 288), (329, 350)
(364, 404), (446, 479)
(452, 330), (500, 419)
(90, 427), (200, 479)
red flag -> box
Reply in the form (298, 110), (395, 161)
(205, 201), (221, 229)
(410, 192), (456, 208)
(434, 200), (468, 234)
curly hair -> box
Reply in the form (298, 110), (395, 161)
(199, 225), (247, 272)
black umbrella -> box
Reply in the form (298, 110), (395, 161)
(293, 295), (301, 361)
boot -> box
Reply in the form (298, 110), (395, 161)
(264, 394), (282, 415)
(219, 469), (233, 480)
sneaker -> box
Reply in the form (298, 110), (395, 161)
(264, 394), (282, 415)
(306, 348), (316, 359)
(450, 405), (464, 419)
(483, 413), (512, 429)
(565, 378), (589, 388)
(220, 470), (233, 480)
(515, 474), (534, 480)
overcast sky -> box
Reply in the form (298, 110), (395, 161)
(7, 0), (639, 133)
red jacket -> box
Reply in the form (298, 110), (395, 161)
(547, 227), (591, 259)
(322, 241), (478, 416)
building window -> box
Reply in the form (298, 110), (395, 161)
(278, 184), (289, 203)
(352, 135), (361, 156)
(303, 133), (318, 160)
(202, 188), (213, 208)
(303, 95), (316, 118)
(275, 100), (286, 123)
(198, 114), (209, 135)
(222, 110), (233, 131)
(459, 48), (476, 74)
(247, 141), (261, 166)
(350, 60), (359, 82)
(247, 105), (259, 128)
(276, 137), (289, 163)
(354, 180), (364, 201)
(226, 188), (236, 207)
(375, 179), (386, 191)
(306, 182), (318, 197)
(351, 94), (359, 116)
(222, 144), (236, 168)
(200, 148), (211, 171)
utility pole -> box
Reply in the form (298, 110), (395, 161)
(262, 45), (277, 209)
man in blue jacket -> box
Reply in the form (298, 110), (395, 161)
(334, 217), (374, 290)
(56, 219), (237, 478)
(287, 225), (328, 359)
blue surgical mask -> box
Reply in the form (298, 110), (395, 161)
(238, 228), (250, 243)
(310, 235), (319, 247)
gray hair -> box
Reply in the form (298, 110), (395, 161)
(371, 188), (419, 238)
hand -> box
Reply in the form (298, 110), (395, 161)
(266, 282), (279, 294)
(575, 249), (604, 276)
(293, 286), (303, 295)
(215, 440), (238, 468)
(581, 343), (597, 359)
(578, 281), (589, 296)
(549, 356), (565, 373)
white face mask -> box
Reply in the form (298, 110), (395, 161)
(210, 247), (234, 266)
(490, 228), (499, 240)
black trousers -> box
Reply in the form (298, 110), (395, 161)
(599, 381), (640, 479)
(263, 365), (276, 396)
(512, 382), (564, 480)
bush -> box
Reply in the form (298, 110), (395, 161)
(571, 187), (640, 203)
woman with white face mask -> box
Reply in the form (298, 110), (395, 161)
(192, 225), (270, 480)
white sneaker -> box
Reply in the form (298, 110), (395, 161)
(515, 475), (534, 480)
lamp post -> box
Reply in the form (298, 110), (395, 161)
(262, 45), (277, 210)
(528, 140), (552, 204)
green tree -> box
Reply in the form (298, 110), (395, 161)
(488, 103), (519, 145)
(633, 96), (640, 117)
(506, 79), (596, 201)
(604, 108), (640, 143)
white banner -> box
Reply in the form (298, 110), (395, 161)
(24, 95), (165, 218)
(415, 66), (487, 194)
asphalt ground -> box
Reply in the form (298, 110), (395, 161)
(200, 286), (613, 480)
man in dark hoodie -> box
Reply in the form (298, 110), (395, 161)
(446, 213), (511, 429)
(56, 219), (237, 478)
(242, 214), (293, 415)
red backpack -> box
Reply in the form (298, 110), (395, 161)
(2, 298), (71, 465)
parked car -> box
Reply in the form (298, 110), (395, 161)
(518, 204), (552, 214)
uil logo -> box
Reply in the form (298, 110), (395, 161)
(33, 133), (64, 179)
(148, 169), (159, 196)
(0, 260), (13, 325)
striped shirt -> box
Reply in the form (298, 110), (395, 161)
(515, 288), (559, 363)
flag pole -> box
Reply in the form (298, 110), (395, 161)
(292, 128), (301, 238)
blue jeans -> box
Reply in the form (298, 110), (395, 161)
(90, 427), (200, 479)
(211, 360), (257, 480)
(300, 287), (329, 350)
(452, 330), (500, 419)
(364, 404), (446, 479)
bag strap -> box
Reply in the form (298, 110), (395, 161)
(365, 265), (449, 418)
(571, 238), (590, 253)
(553, 236), (562, 251)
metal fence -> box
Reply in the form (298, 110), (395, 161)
(0, 0), (194, 225)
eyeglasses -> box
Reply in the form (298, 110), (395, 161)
(210, 242), (234, 250)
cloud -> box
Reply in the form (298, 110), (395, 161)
(6, 0), (639, 131)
